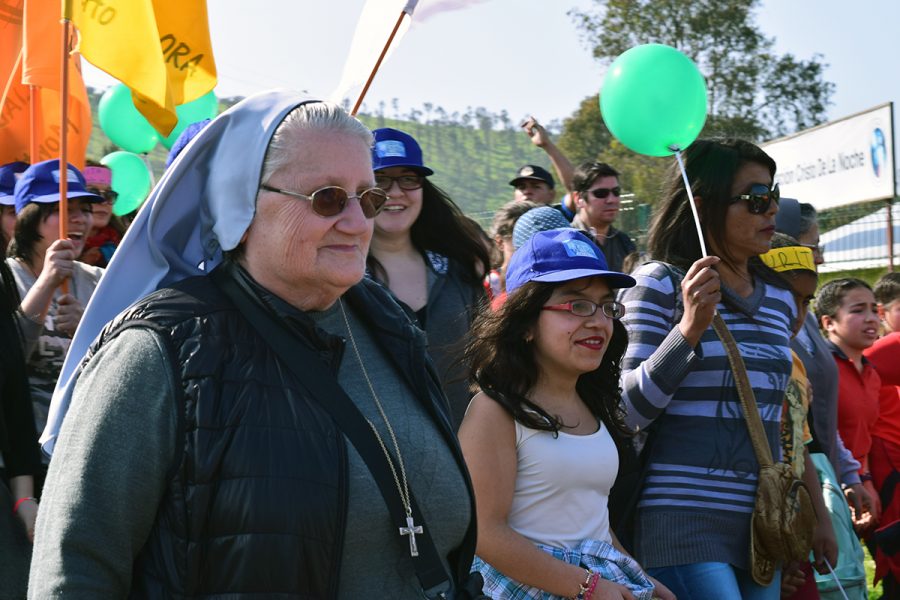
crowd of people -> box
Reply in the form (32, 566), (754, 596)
(0, 92), (898, 600)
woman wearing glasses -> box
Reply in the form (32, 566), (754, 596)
(80, 163), (127, 268)
(30, 94), (481, 598)
(459, 229), (673, 599)
(618, 139), (796, 598)
(368, 128), (490, 429)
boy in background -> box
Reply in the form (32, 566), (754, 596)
(817, 278), (883, 533)
(864, 272), (900, 594)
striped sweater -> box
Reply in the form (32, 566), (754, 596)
(619, 261), (795, 571)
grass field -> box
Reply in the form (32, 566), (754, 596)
(866, 546), (883, 597)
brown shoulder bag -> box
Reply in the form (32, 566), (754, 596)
(711, 314), (818, 586)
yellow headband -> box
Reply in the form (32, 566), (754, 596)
(759, 246), (816, 273)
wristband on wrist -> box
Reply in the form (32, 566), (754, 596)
(573, 568), (593, 600)
(13, 496), (36, 514)
(584, 573), (600, 600)
(861, 472), (873, 482)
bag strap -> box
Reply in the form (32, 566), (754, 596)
(710, 314), (774, 467)
(211, 266), (453, 599)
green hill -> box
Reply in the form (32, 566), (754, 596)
(84, 88), (556, 229)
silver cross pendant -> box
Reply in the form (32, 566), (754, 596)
(399, 515), (424, 557)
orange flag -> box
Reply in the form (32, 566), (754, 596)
(67, 0), (217, 136)
(0, 0), (91, 167)
(0, 1), (23, 96)
(0, 1), (29, 165)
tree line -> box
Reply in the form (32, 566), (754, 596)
(83, 0), (837, 230)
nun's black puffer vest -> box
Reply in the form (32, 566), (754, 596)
(80, 263), (476, 599)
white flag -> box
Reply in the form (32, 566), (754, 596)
(330, 0), (419, 108)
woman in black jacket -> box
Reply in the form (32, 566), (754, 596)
(0, 225), (41, 599)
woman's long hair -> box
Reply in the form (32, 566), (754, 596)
(1, 228), (20, 313)
(646, 138), (787, 289)
(368, 178), (491, 287)
(465, 279), (631, 436)
(8, 203), (55, 264)
(647, 139), (775, 271)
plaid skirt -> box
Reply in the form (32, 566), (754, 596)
(473, 537), (656, 599)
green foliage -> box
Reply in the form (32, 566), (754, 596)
(569, 0), (834, 140)
(354, 112), (552, 218)
(596, 139), (671, 206)
(558, 96), (669, 205)
(84, 88), (556, 222)
(557, 95), (610, 163)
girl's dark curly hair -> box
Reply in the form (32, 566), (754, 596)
(465, 279), (631, 436)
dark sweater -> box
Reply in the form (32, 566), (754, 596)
(0, 262), (40, 481)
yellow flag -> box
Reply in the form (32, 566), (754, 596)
(67, 0), (217, 136)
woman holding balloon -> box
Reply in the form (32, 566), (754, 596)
(617, 139), (794, 598)
(597, 43), (801, 598)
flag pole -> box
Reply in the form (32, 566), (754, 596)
(29, 86), (38, 162)
(59, 12), (71, 291)
(350, 10), (407, 116)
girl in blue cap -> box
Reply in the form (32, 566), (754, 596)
(368, 127), (490, 430)
(6, 161), (103, 471)
(459, 229), (674, 600)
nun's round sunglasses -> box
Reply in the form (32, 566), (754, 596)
(260, 184), (388, 218)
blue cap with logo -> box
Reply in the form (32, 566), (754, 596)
(13, 160), (103, 214)
(0, 162), (29, 206)
(371, 128), (434, 175)
(505, 228), (636, 294)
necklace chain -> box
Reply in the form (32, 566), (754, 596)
(338, 299), (413, 518)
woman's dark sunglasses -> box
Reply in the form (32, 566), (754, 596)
(260, 184), (388, 218)
(374, 174), (424, 191)
(87, 187), (118, 204)
(731, 183), (780, 214)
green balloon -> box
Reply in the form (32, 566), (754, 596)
(98, 84), (160, 154)
(600, 44), (708, 157)
(160, 91), (219, 149)
(100, 151), (152, 216)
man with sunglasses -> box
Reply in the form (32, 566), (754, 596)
(571, 161), (636, 272)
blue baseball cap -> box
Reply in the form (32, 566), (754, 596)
(166, 118), (211, 168)
(372, 128), (434, 175)
(0, 162), (29, 206)
(512, 206), (572, 250)
(506, 229), (636, 294)
(13, 160), (103, 214)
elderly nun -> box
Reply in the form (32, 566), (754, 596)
(30, 91), (480, 599)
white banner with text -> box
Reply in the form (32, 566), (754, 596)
(761, 103), (895, 211)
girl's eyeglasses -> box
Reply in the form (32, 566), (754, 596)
(374, 174), (424, 191)
(542, 299), (626, 320)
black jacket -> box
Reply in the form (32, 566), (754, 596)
(86, 262), (477, 598)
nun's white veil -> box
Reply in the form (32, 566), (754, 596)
(41, 90), (318, 454)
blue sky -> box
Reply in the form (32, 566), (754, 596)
(84, 0), (900, 147)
